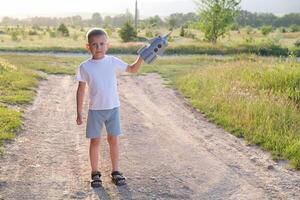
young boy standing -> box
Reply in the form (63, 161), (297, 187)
(76, 28), (143, 187)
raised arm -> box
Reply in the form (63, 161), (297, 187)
(126, 56), (143, 73)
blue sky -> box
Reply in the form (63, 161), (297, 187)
(0, 0), (299, 19)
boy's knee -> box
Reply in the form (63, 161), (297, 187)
(107, 135), (118, 145)
(90, 138), (101, 146)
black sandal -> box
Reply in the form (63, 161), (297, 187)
(91, 171), (102, 188)
(111, 171), (126, 186)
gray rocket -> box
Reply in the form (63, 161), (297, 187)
(138, 32), (172, 64)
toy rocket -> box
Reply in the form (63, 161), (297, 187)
(138, 32), (172, 64)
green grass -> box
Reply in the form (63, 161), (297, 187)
(0, 105), (22, 149)
(0, 54), (85, 152)
(0, 54), (83, 75)
(0, 58), (41, 104)
(173, 56), (300, 168)
(0, 43), (299, 57)
(0, 59), (36, 150)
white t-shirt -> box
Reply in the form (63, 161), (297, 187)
(75, 55), (128, 110)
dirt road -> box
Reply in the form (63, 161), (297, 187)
(0, 73), (299, 200)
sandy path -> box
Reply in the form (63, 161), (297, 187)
(0, 74), (299, 200)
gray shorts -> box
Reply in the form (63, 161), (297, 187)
(86, 107), (122, 138)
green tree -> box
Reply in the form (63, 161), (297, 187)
(168, 18), (177, 30)
(119, 21), (137, 42)
(91, 13), (103, 26)
(146, 15), (164, 28)
(71, 15), (83, 26)
(195, 0), (241, 43)
(57, 23), (69, 37)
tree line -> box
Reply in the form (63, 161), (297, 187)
(236, 11), (300, 28)
(1, 10), (299, 28)
(0, 12), (198, 29)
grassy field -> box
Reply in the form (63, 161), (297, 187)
(0, 53), (299, 169)
(0, 26), (299, 56)
(182, 57), (300, 168)
(140, 55), (300, 169)
(0, 54), (83, 153)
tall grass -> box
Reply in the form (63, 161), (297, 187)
(0, 106), (22, 153)
(175, 56), (300, 168)
(0, 58), (40, 104)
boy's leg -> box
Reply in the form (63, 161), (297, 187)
(105, 107), (126, 185)
(105, 107), (122, 172)
(90, 138), (102, 187)
(107, 135), (119, 172)
(87, 110), (104, 172)
(90, 138), (101, 172)
(107, 134), (126, 186)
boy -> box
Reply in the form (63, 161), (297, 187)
(75, 28), (143, 187)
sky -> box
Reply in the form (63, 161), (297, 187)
(0, 0), (299, 19)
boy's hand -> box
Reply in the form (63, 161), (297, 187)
(76, 113), (83, 125)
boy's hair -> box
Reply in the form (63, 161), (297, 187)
(86, 28), (108, 43)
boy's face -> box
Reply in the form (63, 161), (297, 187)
(87, 35), (109, 59)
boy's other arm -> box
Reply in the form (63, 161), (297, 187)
(126, 56), (143, 73)
(76, 81), (86, 125)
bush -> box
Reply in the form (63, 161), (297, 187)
(184, 31), (196, 39)
(49, 31), (56, 38)
(261, 25), (273, 36)
(119, 21), (137, 42)
(32, 25), (42, 31)
(180, 26), (185, 37)
(295, 40), (300, 47)
(10, 32), (19, 41)
(28, 30), (38, 35)
(245, 26), (253, 35)
(290, 24), (300, 32)
(230, 23), (239, 31)
(145, 30), (153, 38)
(279, 27), (287, 33)
(57, 23), (69, 37)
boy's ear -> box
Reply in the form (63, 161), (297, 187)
(85, 44), (90, 52)
(107, 42), (110, 48)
